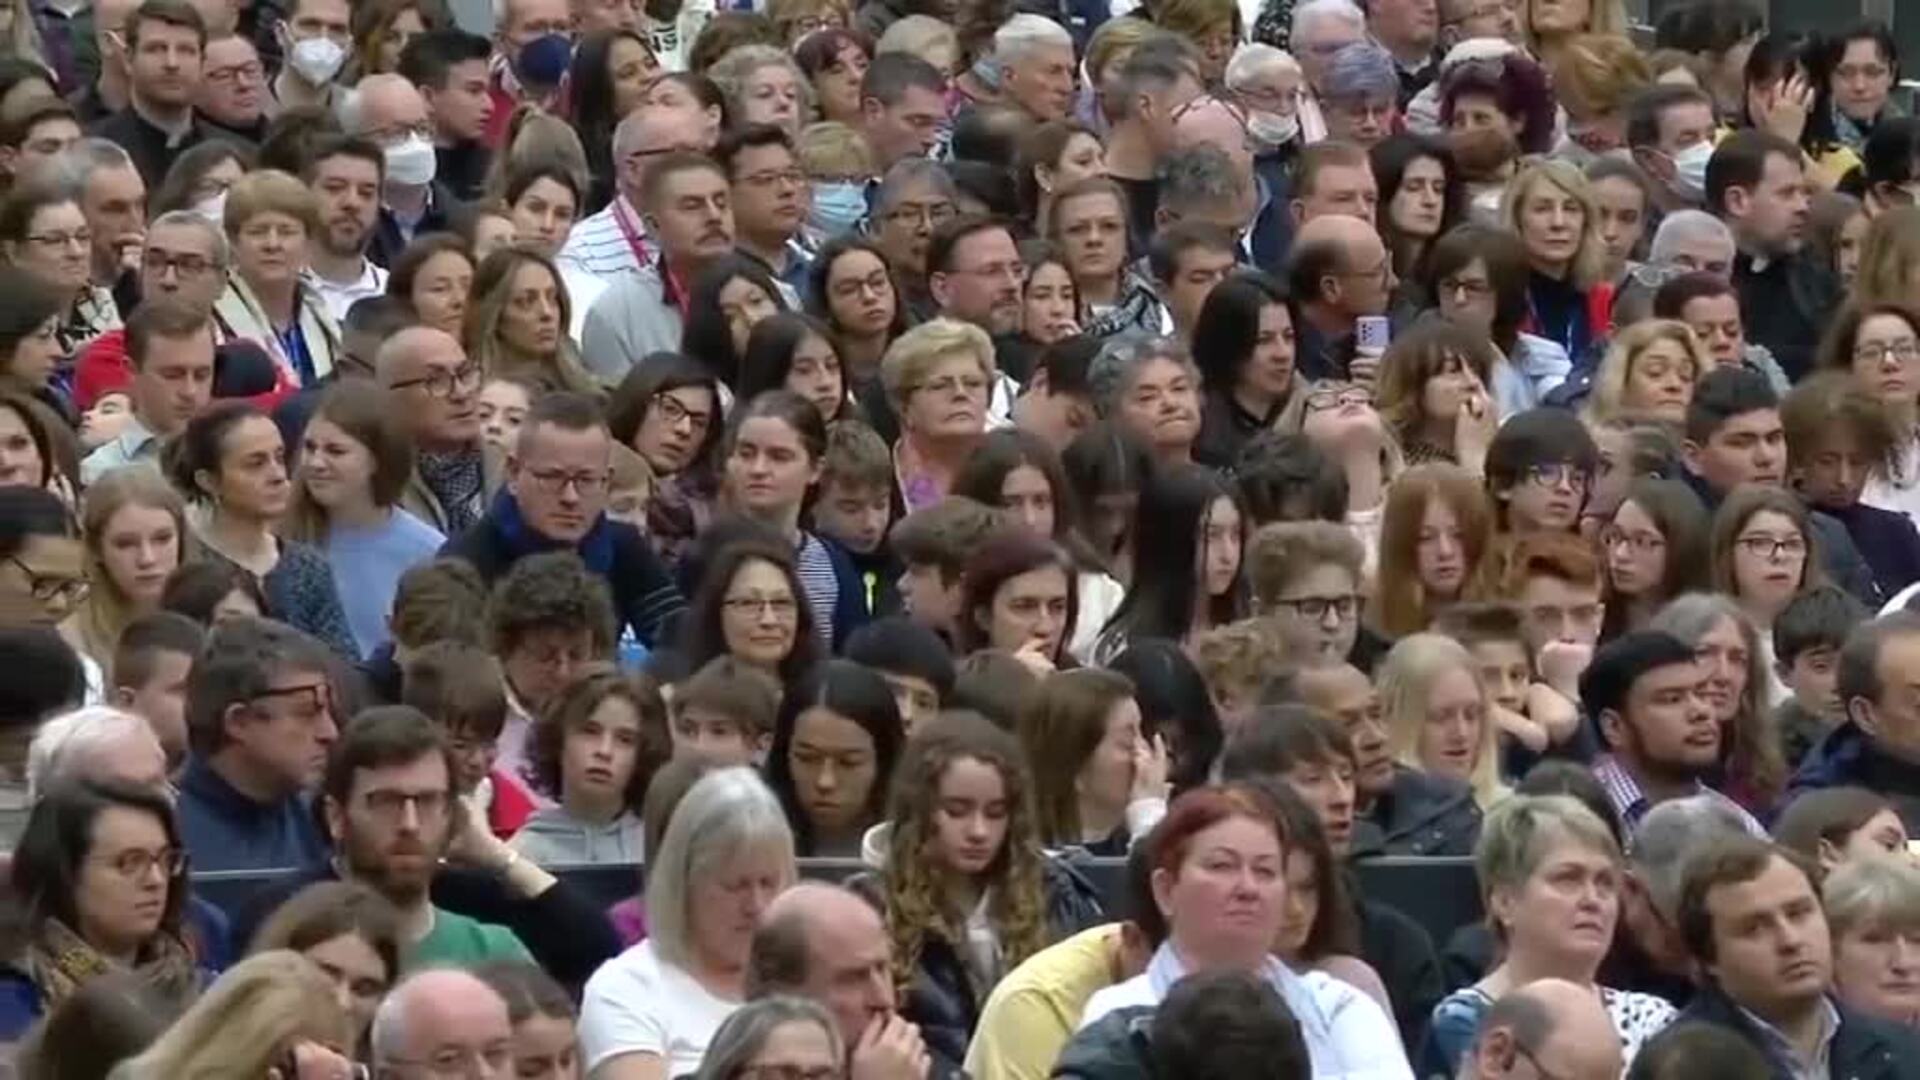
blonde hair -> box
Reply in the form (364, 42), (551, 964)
(1379, 632), (1506, 808)
(610, 441), (654, 490)
(1501, 159), (1612, 290)
(1549, 33), (1652, 118)
(1586, 319), (1704, 425)
(71, 467), (188, 666)
(1191, 617), (1291, 698)
(222, 169), (320, 239)
(1084, 16), (1157, 84)
(875, 15), (959, 70)
(1855, 207), (1920, 311)
(115, 951), (353, 1079)
(710, 45), (815, 123)
(483, 106), (591, 201)
(879, 318), (996, 413)
(797, 121), (876, 180)
(1475, 793), (1621, 944)
(1825, 854), (1920, 940)
(1526, 0), (1628, 49)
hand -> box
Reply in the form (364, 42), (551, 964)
(1011, 638), (1057, 676)
(267, 1041), (359, 1080)
(1759, 70), (1812, 145)
(115, 233), (145, 276)
(1453, 372), (1498, 474)
(850, 1013), (930, 1080)
(443, 793), (510, 872)
(1490, 703), (1548, 753)
(1536, 640), (1593, 698)
(1131, 732), (1170, 803)
(1526, 682), (1581, 743)
(1349, 350), (1381, 387)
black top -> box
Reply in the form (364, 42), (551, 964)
(88, 107), (211, 188)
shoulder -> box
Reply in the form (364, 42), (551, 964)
(389, 508), (447, 548)
(1079, 973), (1155, 1029)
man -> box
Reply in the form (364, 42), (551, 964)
(441, 391), (684, 649)
(1792, 612), (1920, 829)
(1166, 99), (1287, 269)
(1652, 271), (1789, 392)
(398, 28), (495, 201)
(1608, 795), (1753, 1006)
(859, 53), (947, 170)
(71, 210), (226, 409)
(1319, 41), (1400, 149)
(995, 15), (1074, 123)
(1291, 141), (1379, 226)
(375, 326), (493, 535)
(0, 99), (83, 188)
(484, 0), (572, 148)
(574, 0), (640, 33)
(1082, 157), (1239, 342)
(80, 301), (215, 483)
(0, 487), (86, 630)
(351, 74), (457, 269)
(1627, 84), (1718, 213)
(928, 217), (1022, 339)
(90, 0), (208, 188)
(372, 969), (516, 1079)
(865, 158), (957, 324)
(302, 135), (388, 324)
(1458, 978), (1622, 1080)
(1104, 35), (1203, 246)
(108, 610), (205, 768)
(486, 552), (618, 771)
(1010, 334), (1095, 450)
(582, 152), (736, 381)
(559, 104), (709, 279)
(717, 124), (812, 300)
(1675, 836), (1920, 1076)
(1647, 210), (1736, 279)
(1436, 0), (1518, 52)
(1290, 0), (1368, 142)
(173, 615), (338, 872)
(1365, 0), (1437, 103)
(1289, 213), (1393, 381)
(1707, 130), (1840, 383)
(1476, 535), (1603, 748)
(59, 139), (145, 312)
(1583, 630), (1760, 831)
(72, 0), (141, 124)
(195, 33), (264, 142)
(270, 0), (350, 112)
(750, 883), (941, 1079)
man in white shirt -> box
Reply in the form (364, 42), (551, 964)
(302, 135), (389, 324)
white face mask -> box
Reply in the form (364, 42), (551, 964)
(1248, 109), (1299, 148)
(193, 191), (227, 224)
(287, 35), (347, 86)
(1671, 140), (1715, 202)
(384, 134), (438, 188)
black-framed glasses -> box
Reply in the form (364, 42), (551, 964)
(247, 682), (333, 722)
(1735, 534), (1807, 560)
(389, 362), (482, 398)
(90, 846), (186, 880)
(652, 391), (713, 433)
(1271, 594), (1359, 621)
(5, 556), (88, 605)
(1854, 340), (1920, 366)
(524, 467), (611, 495)
(142, 249), (216, 278)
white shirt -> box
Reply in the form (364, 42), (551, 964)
(559, 197), (647, 279)
(579, 938), (741, 1076)
(303, 260), (389, 326)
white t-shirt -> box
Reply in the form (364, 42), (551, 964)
(579, 938), (741, 1076)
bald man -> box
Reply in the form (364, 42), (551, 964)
(1288, 213), (1394, 381)
(749, 882), (938, 1080)
(372, 969), (515, 1079)
(1460, 978), (1622, 1080)
(561, 105), (713, 280)
(354, 75), (459, 267)
(377, 327), (495, 534)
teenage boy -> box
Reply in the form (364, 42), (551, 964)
(1192, 617), (1292, 739)
(402, 639), (540, 838)
(811, 420), (900, 616)
(1780, 372), (1920, 602)
(889, 496), (1006, 646)
(1771, 585), (1868, 768)
(844, 617), (954, 736)
(670, 657), (780, 766)
(366, 558), (490, 703)
(108, 610), (204, 771)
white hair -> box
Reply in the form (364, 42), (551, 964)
(371, 969), (505, 1067)
(1631, 794), (1752, 920)
(994, 14), (1073, 62)
(26, 706), (157, 803)
(644, 767), (795, 968)
(1291, 0), (1365, 40)
(1649, 209), (1735, 265)
(1225, 43), (1299, 91)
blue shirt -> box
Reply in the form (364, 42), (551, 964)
(324, 507), (446, 659)
(175, 755), (328, 873)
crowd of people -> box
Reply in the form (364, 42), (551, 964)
(0, 0), (1917, 1075)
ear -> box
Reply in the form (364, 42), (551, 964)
(219, 700), (251, 746)
(1596, 706), (1626, 751)
(1153, 206), (1174, 230)
(1486, 882), (1518, 934)
(1849, 694), (1879, 736)
(192, 466), (218, 499)
(1150, 864), (1177, 920)
(1289, 199), (1306, 228)
(1681, 438), (1703, 476)
(1816, 836), (1843, 869)
(1320, 272), (1343, 305)
(1723, 184), (1753, 219)
(1034, 163), (1056, 197)
(928, 270), (953, 308)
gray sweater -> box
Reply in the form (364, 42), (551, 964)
(580, 265), (684, 385)
(508, 806), (645, 867)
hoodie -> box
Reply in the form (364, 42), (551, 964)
(508, 806), (645, 867)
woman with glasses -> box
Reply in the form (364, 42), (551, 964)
(1818, 302), (1920, 527)
(1780, 373), (1920, 600)
(0, 780), (204, 1039)
(881, 319), (996, 513)
(1597, 477), (1710, 640)
(59, 467), (186, 670)
(1094, 465), (1245, 661)
(694, 995), (843, 1080)
(679, 538), (825, 687)
(1380, 632), (1506, 809)
(213, 170), (342, 387)
(1810, 20), (1900, 156)
(1584, 319), (1704, 427)
(608, 353), (723, 569)
(1426, 225), (1572, 419)
(1483, 407), (1599, 540)
(465, 246), (598, 398)
(286, 379), (446, 660)
(0, 182), (119, 362)
(165, 400), (356, 660)
(808, 236), (911, 399)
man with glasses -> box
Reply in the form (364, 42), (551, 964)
(442, 392), (685, 650)
(1457, 978), (1621, 1080)
(353, 74), (459, 266)
(195, 34), (266, 143)
(0, 487), (86, 631)
(80, 300), (215, 484)
(927, 216), (1023, 340)
(1288, 212), (1394, 381)
(89, 0), (209, 188)
(377, 326), (497, 535)
(718, 124), (814, 302)
(1247, 519), (1366, 669)
(869, 158), (960, 323)
(373, 969), (518, 1079)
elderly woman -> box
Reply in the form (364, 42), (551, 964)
(579, 767), (796, 1080)
(881, 318), (999, 513)
(1086, 336), (1203, 468)
(213, 169), (341, 387)
(1225, 44), (1305, 156)
(1421, 795), (1676, 1075)
(1319, 42), (1399, 150)
(1826, 855), (1920, 1027)
(694, 996), (844, 1080)
(1584, 319), (1705, 427)
(709, 46), (810, 140)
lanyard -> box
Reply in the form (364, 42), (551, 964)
(613, 198), (652, 268)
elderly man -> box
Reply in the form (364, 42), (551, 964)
(1458, 978), (1623, 1080)
(560, 105), (709, 279)
(25, 705), (170, 803)
(372, 969), (516, 1078)
(352, 74), (459, 268)
(1627, 84), (1719, 212)
(868, 159), (960, 322)
(1105, 34), (1204, 247)
(995, 15), (1075, 123)
(1168, 97), (1293, 269)
(1226, 44), (1305, 152)
(1320, 41), (1400, 149)
(1605, 794), (1752, 1006)
(1288, 213), (1393, 380)
(483, 0), (573, 146)
(196, 34), (265, 142)
(54, 139), (145, 311)
(1291, 0), (1368, 141)
(1437, 0), (1520, 51)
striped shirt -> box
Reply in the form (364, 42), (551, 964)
(1592, 754), (1766, 839)
(795, 532), (842, 647)
(560, 197), (651, 279)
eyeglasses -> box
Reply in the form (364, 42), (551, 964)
(1524, 464), (1590, 491)
(724, 594), (799, 618)
(25, 229), (90, 250)
(882, 202), (957, 228)
(390, 362), (482, 398)
(91, 846), (186, 880)
(524, 467), (611, 494)
(741, 168), (807, 189)
(953, 261), (1027, 284)
(1854, 340), (1920, 366)
(143, 248), (216, 278)
(362, 788), (451, 820)
(1271, 594), (1358, 620)
(1601, 527), (1665, 554)
(914, 374), (988, 399)
(1439, 276), (1493, 300)
(204, 60), (264, 84)
(5, 556), (88, 605)
(1736, 534), (1807, 560)
(1835, 63), (1891, 83)
(1304, 386), (1372, 412)
(652, 391), (714, 433)
(247, 683), (334, 724)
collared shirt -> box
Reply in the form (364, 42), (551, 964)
(303, 260), (389, 325)
(559, 195), (652, 278)
(1738, 997), (1839, 1080)
(1592, 754), (1767, 838)
(88, 106), (206, 188)
(80, 413), (159, 485)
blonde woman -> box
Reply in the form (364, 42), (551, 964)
(709, 46), (812, 139)
(111, 950), (357, 1079)
(1501, 160), (1614, 366)
(874, 15), (959, 77)
(1524, 0), (1629, 62)
(1584, 320), (1705, 427)
(463, 246), (599, 398)
(213, 170), (342, 387)
(60, 468), (187, 668)
(1379, 631), (1507, 809)
(880, 319), (999, 513)
(1854, 206), (1920, 314)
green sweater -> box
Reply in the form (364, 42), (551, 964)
(409, 906), (532, 969)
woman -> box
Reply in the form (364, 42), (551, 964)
(516, 667), (672, 866)
(694, 996), (843, 1080)
(387, 233), (475, 338)
(1421, 794), (1674, 1074)
(882, 319), (995, 513)
(1018, 667), (1168, 854)
(807, 236), (911, 392)
(1095, 465), (1245, 660)
(480, 961), (583, 1080)
(0, 781), (202, 1039)
(1709, 485), (1824, 644)
(1016, 121), (1107, 238)
(1078, 784), (1406, 1073)
(579, 767), (796, 1080)
(464, 246), (597, 397)
(954, 530), (1080, 677)
(1281, 378), (1404, 573)
(1585, 319), (1705, 426)
(109, 950), (355, 1078)
(60, 468), (185, 669)
(709, 46), (810, 138)
(719, 390), (867, 647)
(1523, 0), (1629, 59)
(608, 352), (723, 568)
(1811, 20), (1900, 155)
(1061, 421), (1154, 584)
(213, 170), (341, 387)
(1369, 463), (1496, 640)
(1190, 270), (1297, 470)
(1048, 178), (1131, 318)
(568, 29), (661, 214)
(1426, 224), (1572, 418)
(1650, 592), (1786, 814)
(1820, 301), (1920, 525)
(1374, 319), (1498, 470)
(0, 391), (74, 496)
(1261, 778), (1387, 1008)
(0, 264), (71, 417)
(1014, 242), (1081, 373)
(1600, 477), (1712, 639)
(350, 0), (440, 77)
(0, 181), (118, 360)
(1586, 157), (1653, 288)
(247, 879), (403, 1045)
(150, 140), (251, 220)
(1501, 160), (1614, 367)
(738, 312), (849, 423)
(1811, 191), (1869, 289)
(1372, 134), (1460, 312)
(1826, 856), (1920, 1028)
(503, 164), (583, 265)
(1379, 632), (1505, 809)
(766, 659), (902, 857)
(684, 255), (789, 390)
(288, 379), (445, 659)
(795, 28), (870, 126)
(1106, 639), (1224, 796)
(164, 400), (355, 659)
(1775, 786), (1909, 874)
(677, 538), (825, 686)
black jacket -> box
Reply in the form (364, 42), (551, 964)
(369, 182), (462, 270)
(1351, 767), (1482, 857)
(1789, 721), (1920, 833)
(1677, 984), (1920, 1080)
(1356, 891), (1443, 1050)
(1733, 251), (1842, 384)
(1051, 1007), (1157, 1080)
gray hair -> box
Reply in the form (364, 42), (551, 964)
(1087, 334), (1199, 417)
(709, 45), (813, 121)
(693, 997), (844, 1080)
(1648, 210), (1735, 266)
(1225, 44), (1300, 92)
(1159, 144), (1248, 215)
(147, 209), (231, 269)
(370, 969), (507, 1067)
(1475, 794), (1621, 943)
(46, 137), (135, 194)
(1631, 794), (1752, 920)
(645, 767), (796, 967)
(25, 706), (159, 803)
(1824, 855), (1920, 938)
(872, 158), (958, 214)
(1648, 592), (1768, 726)
(1322, 41), (1397, 102)
(994, 13), (1072, 63)
(1291, 0), (1365, 41)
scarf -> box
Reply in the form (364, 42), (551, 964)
(24, 916), (198, 1014)
(418, 448), (484, 534)
(491, 488), (616, 575)
(1831, 101), (1872, 153)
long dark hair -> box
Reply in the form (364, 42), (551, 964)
(1107, 638), (1223, 794)
(1371, 134), (1463, 281)
(1099, 465), (1245, 645)
(162, 400), (275, 505)
(738, 311), (848, 420)
(606, 351), (724, 473)
(806, 235), (912, 342)
(1190, 269), (1293, 402)
(956, 529), (1080, 665)
(765, 659), (904, 855)
(9, 780), (188, 946)
(682, 255), (788, 388)
(1243, 777), (1360, 962)
(568, 29), (654, 214)
(951, 428), (1087, 550)
(677, 537), (825, 685)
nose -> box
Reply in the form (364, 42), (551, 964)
(593, 731), (615, 759)
(399, 797), (421, 831)
(815, 760), (839, 791)
(315, 708), (339, 746)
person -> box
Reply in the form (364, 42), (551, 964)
(1599, 478), (1712, 639)
(1374, 318), (1498, 471)
(1811, 20), (1899, 155)
(476, 551), (617, 787)
(681, 256), (788, 394)
(1501, 159), (1613, 368)
(1378, 631), (1505, 808)
(59, 467), (183, 671)
(1708, 486), (1823, 658)
(1288, 212), (1394, 382)
(1084, 336), (1204, 470)
(1649, 592), (1785, 816)
(1583, 320), (1704, 427)
(108, 611), (204, 768)
(809, 237), (912, 396)
(1771, 587), (1871, 768)
(79, 301), (215, 485)
(667, 655), (781, 768)
(882, 319), (997, 513)
(765, 660), (902, 857)
(465, 245), (596, 396)
(108, 950), (356, 1079)
(795, 28), (871, 128)
(514, 666), (671, 866)
(1791, 612), (1920, 828)
(1368, 462), (1494, 639)
(1455, 977), (1626, 1080)
(298, 135), (388, 326)
(370, 968), (517, 1079)
(0, 780), (202, 1039)
(1708, 130), (1842, 383)
(1101, 33), (1203, 235)
(693, 995), (846, 1080)
(1781, 373), (1920, 599)
(739, 313), (851, 424)
(676, 535), (827, 687)
(1017, 668), (1167, 855)
(213, 169), (343, 387)
(1190, 270), (1298, 470)
(399, 28), (496, 204)
(1422, 794), (1677, 1075)
(1095, 466), (1243, 658)
(368, 327), (493, 540)
(1016, 122), (1107, 240)
(246, 879), (403, 1044)
(579, 767), (797, 1079)
(857, 54), (947, 172)
(1245, 519), (1364, 670)
(1774, 786), (1908, 876)
(606, 352), (723, 569)
(476, 961), (583, 1080)
(714, 124), (813, 298)
(1816, 302), (1920, 529)
(87, 0), (210, 189)
(1674, 836), (1920, 1075)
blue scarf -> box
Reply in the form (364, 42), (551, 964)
(489, 488), (617, 576)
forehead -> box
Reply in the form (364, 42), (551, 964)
(1712, 409), (1782, 438)
(661, 166), (728, 199)
(1632, 660), (1702, 695)
(734, 142), (796, 170)
(1707, 856), (1814, 921)
(148, 222), (216, 253)
(204, 35), (257, 62)
(365, 86), (430, 125)
(1680, 293), (1738, 319)
(953, 227), (1016, 260)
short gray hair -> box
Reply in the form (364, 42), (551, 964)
(1632, 794), (1752, 920)
(645, 767), (795, 967)
(694, 997), (844, 1080)
(48, 137), (135, 193)
(147, 209), (231, 269)
(994, 14), (1072, 62)
(1475, 794), (1621, 943)
(26, 706), (158, 802)
(1825, 855), (1920, 939)
(709, 45), (813, 121)
(1649, 210), (1735, 266)
(1291, 0), (1365, 41)
(1159, 144), (1248, 216)
(1322, 41), (1397, 102)
(873, 157), (958, 214)
(370, 969), (508, 1066)
(1087, 334), (1198, 417)
(1225, 44), (1299, 92)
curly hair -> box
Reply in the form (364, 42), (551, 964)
(882, 712), (1049, 998)
(485, 551), (619, 658)
(526, 665), (672, 812)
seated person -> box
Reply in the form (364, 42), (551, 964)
(669, 656), (780, 767)
(1780, 373), (1920, 598)
(106, 611), (204, 772)
(888, 496), (1007, 647)
(1770, 585), (1868, 768)
(402, 640), (541, 838)
(513, 667), (671, 867)
(843, 616), (955, 736)
(1191, 617), (1292, 739)
(1431, 602), (1581, 773)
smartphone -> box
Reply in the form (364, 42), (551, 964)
(1355, 315), (1391, 353)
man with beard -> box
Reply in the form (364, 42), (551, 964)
(302, 135), (388, 324)
(928, 217), (1022, 342)
(1582, 630), (1762, 832)
(90, 0), (210, 188)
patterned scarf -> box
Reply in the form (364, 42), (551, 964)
(418, 447), (484, 534)
(24, 916), (199, 1014)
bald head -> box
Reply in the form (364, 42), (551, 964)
(1172, 96), (1255, 178)
(376, 326), (464, 385)
(350, 74), (430, 144)
(613, 105), (714, 202)
(371, 970), (512, 1070)
(1466, 978), (1621, 1080)
(1290, 212), (1389, 315)
(749, 882), (894, 1047)
(377, 327), (481, 447)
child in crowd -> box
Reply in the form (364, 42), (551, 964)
(1772, 584), (1869, 767)
(843, 616), (955, 735)
(515, 667), (672, 866)
(889, 496), (1007, 645)
(810, 419), (900, 615)
(1430, 603), (1579, 774)
(107, 611), (204, 771)
(1190, 617), (1291, 739)
(669, 656), (780, 766)
(403, 640), (541, 838)
(477, 377), (535, 453)
(606, 444), (654, 533)
(378, 558), (491, 703)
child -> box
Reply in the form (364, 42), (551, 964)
(606, 443), (655, 532)
(1190, 617), (1290, 739)
(1773, 584), (1869, 768)
(379, 558), (490, 701)
(477, 376), (535, 453)
(1430, 602), (1579, 772)
(811, 419), (899, 613)
(669, 655), (779, 766)
(843, 615), (955, 735)
(888, 496), (1006, 645)
(403, 640), (541, 837)
(514, 666), (672, 866)
(108, 611), (204, 771)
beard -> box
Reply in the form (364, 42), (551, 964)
(339, 825), (446, 905)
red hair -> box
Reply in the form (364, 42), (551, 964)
(1146, 784), (1287, 879)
